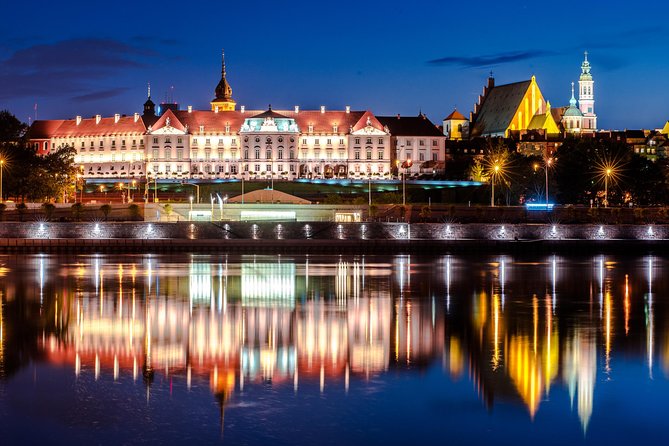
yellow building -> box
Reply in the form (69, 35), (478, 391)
(470, 75), (547, 138)
(527, 102), (561, 135)
(443, 109), (469, 140)
(660, 120), (669, 135)
(210, 50), (236, 112)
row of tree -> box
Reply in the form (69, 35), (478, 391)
(0, 110), (78, 202)
(445, 137), (669, 206)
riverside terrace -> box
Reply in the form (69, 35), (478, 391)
(0, 221), (667, 254)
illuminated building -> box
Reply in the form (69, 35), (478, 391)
(469, 75), (548, 138)
(27, 53), (445, 181)
(442, 109), (469, 140)
(578, 52), (597, 132)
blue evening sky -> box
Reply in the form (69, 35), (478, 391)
(1, 0), (668, 130)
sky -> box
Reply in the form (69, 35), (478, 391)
(1, 0), (668, 130)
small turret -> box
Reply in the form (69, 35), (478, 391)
(143, 83), (155, 116)
(210, 50), (236, 111)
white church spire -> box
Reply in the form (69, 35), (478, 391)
(578, 51), (596, 132)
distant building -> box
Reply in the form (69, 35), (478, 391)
(377, 114), (446, 176)
(28, 53), (446, 182)
(469, 75), (548, 138)
(442, 109), (468, 140)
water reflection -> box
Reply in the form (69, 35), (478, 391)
(0, 253), (668, 442)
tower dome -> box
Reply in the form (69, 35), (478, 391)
(210, 50), (236, 111)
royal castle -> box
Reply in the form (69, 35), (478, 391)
(29, 52), (446, 182)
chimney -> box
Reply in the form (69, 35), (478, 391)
(114, 113), (120, 123)
(320, 105), (325, 113)
(187, 105), (193, 113)
(294, 105), (299, 113)
(76, 116), (82, 125)
(345, 105), (351, 114)
(95, 114), (101, 124)
(134, 113), (140, 122)
(240, 105), (245, 113)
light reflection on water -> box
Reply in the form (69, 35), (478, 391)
(0, 253), (668, 444)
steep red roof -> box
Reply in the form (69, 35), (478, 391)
(28, 120), (65, 139)
(444, 109), (467, 121)
(172, 110), (247, 133)
(150, 109), (187, 132)
(51, 115), (147, 137)
(351, 110), (385, 133)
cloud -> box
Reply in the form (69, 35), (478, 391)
(428, 50), (557, 68)
(72, 88), (130, 102)
(0, 38), (158, 100)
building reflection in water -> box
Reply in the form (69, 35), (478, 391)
(0, 253), (666, 435)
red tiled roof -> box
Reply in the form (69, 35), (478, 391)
(444, 109), (467, 121)
(351, 110), (385, 133)
(150, 109), (187, 132)
(28, 120), (65, 139)
(51, 115), (147, 137)
(172, 110), (247, 133)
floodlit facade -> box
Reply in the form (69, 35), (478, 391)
(28, 53), (446, 181)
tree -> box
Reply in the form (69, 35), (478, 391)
(163, 203), (173, 220)
(468, 159), (488, 182)
(71, 203), (84, 221)
(100, 204), (112, 221)
(0, 110), (28, 143)
(128, 204), (141, 220)
(0, 203), (5, 221)
(15, 202), (27, 222)
(41, 203), (56, 220)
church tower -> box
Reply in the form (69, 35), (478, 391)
(210, 50), (236, 112)
(578, 51), (596, 132)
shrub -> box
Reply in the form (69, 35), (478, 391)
(42, 203), (56, 220)
(100, 204), (112, 221)
(71, 203), (84, 221)
(128, 204), (141, 220)
(16, 203), (27, 222)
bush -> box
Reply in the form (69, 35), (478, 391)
(71, 203), (84, 221)
(128, 204), (141, 220)
(100, 204), (112, 220)
(42, 203), (56, 220)
(16, 203), (27, 222)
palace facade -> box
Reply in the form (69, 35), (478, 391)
(28, 53), (446, 181)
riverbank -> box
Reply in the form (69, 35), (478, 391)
(0, 222), (666, 254)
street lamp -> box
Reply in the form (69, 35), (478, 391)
(401, 159), (412, 206)
(491, 163), (500, 207)
(545, 157), (553, 205)
(604, 168), (612, 208)
(189, 195), (194, 220)
(0, 158), (4, 203)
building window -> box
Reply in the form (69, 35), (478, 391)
(153, 138), (158, 144)
(254, 164), (260, 171)
(277, 164), (284, 172)
(433, 153), (438, 161)
(366, 151), (372, 160)
(289, 149), (295, 159)
(432, 140), (437, 146)
(205, 139), (211, 145)
(266, 149), (272, 159)
(152, 149), (159, 159)
(193, 138), (198, 144)
(177, 149), (183, 160)
(354, 151), (360, 160)
(204, 164), (211, 173)
(419, 152), (425, 161)
(165, 165), (171, 173)
(355, 138), (360, 145)
(366, 138), (372, 144)
(378, 151), (383, 160)
(111, 140), (116, 148)
(231, 165), (237, 174)
(339, 139), (345, 145)
(419, 140), (425, 146)
(177, 165), (183, 173)
(278, 149), (283, 159)
(177, 138), (182, 144)
(378, 138), (383, 144)
(266, 164), (271, 172)
(165, 149), (171, 160)
(327, 139), (332, 145)
(218, 149), (224, 160)
(205, 149), (211, 161)
(255, 148), (260, 159)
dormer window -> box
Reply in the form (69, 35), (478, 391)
(308, 124), (313, 133)
(199, 125), (205, 133)
(333, 124), (338, 133)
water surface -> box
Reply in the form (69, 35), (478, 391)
(0, 253), (667, 445)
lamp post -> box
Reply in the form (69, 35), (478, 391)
(604, 168), (612, 207)
(241, 176), (245, 204)
(545, 158), (552, 205)
(401, 159), (412, 206)
(368, 175), (372, 206)
(491, 164), (500, 207)
(0, 159), (4, 203)
(189, 195), (193, 220)
(131, 180), (136, 202)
